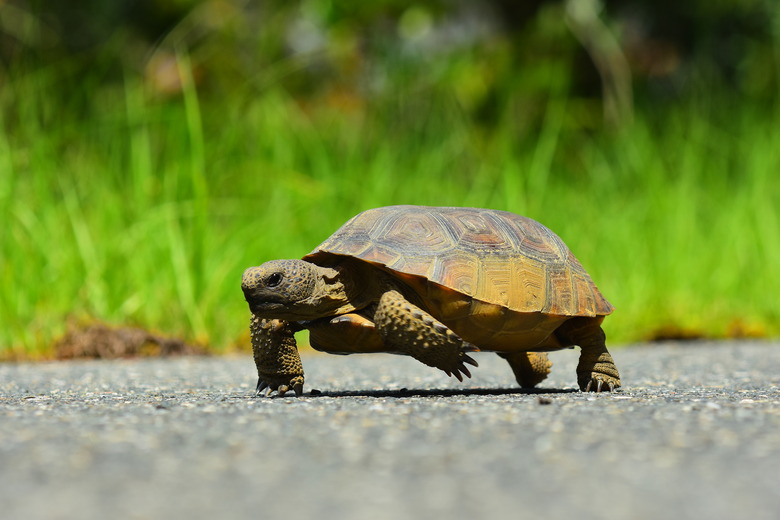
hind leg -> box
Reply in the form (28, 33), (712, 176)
(499, 352), (552, 388)
(556, 317), (621, 392)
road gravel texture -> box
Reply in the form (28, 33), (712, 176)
(1, 341), (779, 520)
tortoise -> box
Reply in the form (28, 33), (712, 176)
(241, 205), (620, 396)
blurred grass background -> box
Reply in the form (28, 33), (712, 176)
(0, 0), (778, 358)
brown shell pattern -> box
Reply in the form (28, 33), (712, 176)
(304, 206), (614, 317)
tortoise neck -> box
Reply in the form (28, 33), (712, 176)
(320, 258), (395, 311)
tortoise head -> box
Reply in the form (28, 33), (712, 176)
(241, 259), (351, 319)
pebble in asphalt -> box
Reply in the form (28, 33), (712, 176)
(1, 341), (779, 520)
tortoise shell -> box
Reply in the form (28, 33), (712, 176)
(304, 205), (612, 315)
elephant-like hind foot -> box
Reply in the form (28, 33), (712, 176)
(557, 317), (621, 392)
(577, 348), (621, 392)
(499, 352), (553, 389)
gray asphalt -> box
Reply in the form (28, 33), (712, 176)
(1, 341), (779, 520)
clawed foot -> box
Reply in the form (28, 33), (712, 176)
(576, 345), (621, 392)
(579, 374), (620, 392)
(256, 376), (304, 397)
(442, 342), (480, 382)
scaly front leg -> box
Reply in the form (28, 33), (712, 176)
(250, 315), (304, 397)
(374, 289), (479, 381)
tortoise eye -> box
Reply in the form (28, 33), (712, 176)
(266, 272), (283, 287)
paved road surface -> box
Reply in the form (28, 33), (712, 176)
(1, 341), (779, 520)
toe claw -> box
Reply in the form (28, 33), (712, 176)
(463, 354), (478, 367)
(462, 342), (480, 352)
(582, 377), (619, 392)
(256, 380), (305, 397)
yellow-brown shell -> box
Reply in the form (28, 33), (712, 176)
(303, 205), (613, 317)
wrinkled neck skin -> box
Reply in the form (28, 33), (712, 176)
(305, 264), (358, 318)
(308, 258), (383, 317)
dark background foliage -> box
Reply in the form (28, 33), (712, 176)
(2, 0), (777, 124)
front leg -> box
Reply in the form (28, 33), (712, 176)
(250, 315), (304, 396)
(374, 290), (478, 381)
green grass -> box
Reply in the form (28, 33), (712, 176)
(1, 59), (778, 358)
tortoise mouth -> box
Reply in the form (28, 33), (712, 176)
(246, 300), (286, 315)
(242, 287), (287, 315)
